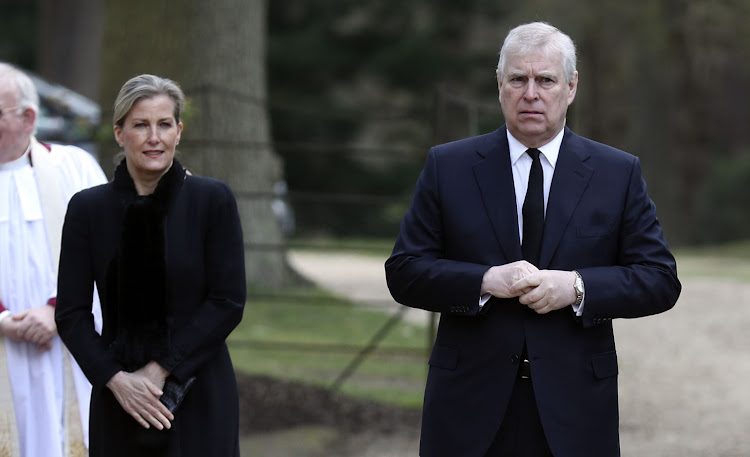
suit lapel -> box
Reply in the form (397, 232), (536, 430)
(473, 127), (523, 262)
(540, 128), (593, 268)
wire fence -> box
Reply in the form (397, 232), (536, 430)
(211, 85), (503, 405)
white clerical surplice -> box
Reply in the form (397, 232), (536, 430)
(0, 141), (105, 457)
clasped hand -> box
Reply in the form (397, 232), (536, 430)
(106, 361), (174, 430)
(481, 261), (577, 314)
(0, 305), (57, 352)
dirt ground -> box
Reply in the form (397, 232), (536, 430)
(237, 252), (750, 457)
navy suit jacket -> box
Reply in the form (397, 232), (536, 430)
(385, 126), (681, 457)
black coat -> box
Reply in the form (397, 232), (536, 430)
(56, 162), (246, 457)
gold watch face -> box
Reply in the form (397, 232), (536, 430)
(574, 275), (584, 301)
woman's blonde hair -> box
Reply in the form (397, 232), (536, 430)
(113, 74), (185, 126)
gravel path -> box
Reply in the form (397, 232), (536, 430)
(288, 251), (430, 326)
(252, 251), (750, 457)
(615, 279), (750, 456)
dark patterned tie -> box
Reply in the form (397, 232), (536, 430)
(522, 148), (544, 267)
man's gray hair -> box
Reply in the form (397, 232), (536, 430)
(497, 22), (577, 83)
(0, 62), (40, 132)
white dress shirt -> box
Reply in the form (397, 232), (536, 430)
(480, 127), (584, 315)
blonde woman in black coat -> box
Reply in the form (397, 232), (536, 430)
(55, 74), (246, 457)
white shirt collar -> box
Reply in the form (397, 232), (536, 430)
(0, 144), (31, 171)
(507, 126), (566, 167)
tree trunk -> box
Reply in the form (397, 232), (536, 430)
(99, 0), (291, 287)
(36, 0), (103, 100)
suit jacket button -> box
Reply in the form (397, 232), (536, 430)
(511, 355), (519, 363)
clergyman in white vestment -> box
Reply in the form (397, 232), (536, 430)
(0, 62), (106, 457)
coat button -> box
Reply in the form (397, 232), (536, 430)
(511, 354), (519, 363)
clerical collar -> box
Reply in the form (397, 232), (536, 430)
(0, 144), (31, 171)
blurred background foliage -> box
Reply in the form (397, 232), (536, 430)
(266, 0), (750, 247)
(3, 0), (750, 247)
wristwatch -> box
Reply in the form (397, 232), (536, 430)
(572, 270), (584, 307)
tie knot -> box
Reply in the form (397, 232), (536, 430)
(527, 148), (541, 161)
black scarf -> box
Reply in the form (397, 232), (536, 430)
(106, 159), (186, 371)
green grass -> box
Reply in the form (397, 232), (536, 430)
(675, 241), (750, 282)
(286, 236), (394, 258)
(675, 239), (750, 259)
(229, 287), (429, 409)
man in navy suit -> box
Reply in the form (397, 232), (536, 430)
(385, 22), (681, 457)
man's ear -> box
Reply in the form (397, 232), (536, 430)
(21, 107), (36, 134)
(496, 69), (503, 102)
(567, 71), (579, 106)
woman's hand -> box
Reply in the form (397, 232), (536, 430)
(135, 360), (171, 391)
(106, 367), (175, 430)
